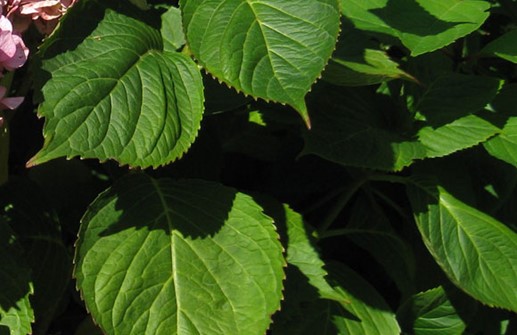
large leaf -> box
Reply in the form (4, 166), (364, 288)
(74, 174), (284, 335)
(340, 0), (490, 56)
(0, 219), (34, 335)
(29, 1), (204, 168)
(408, 182), (517, 312)
(397, 286), (470, 335)
(180, 0), (341, 125)
(271, 262), (400, 335)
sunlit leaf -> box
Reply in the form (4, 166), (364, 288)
(408, 182), (517, 312)
(75, 174), (284, 335)
(30, 0), (204, 168)
(180, 0), (341, 125)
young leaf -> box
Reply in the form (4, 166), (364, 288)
(408, 182), (517, 312)
(30, 0), (204, 168)
(397, 286), (470, 335)
(340, 0), (490, 56)
(180, 0), (341, 125)
(0, 219), (34, 335)
(75, 174), (284, 335)
(161, 6), (186, 52)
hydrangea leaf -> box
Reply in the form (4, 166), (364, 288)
(481, 29), (517, 64)
(0, 219), (34, 335)
(271, 262), (400, 335)
(408, 182), (517, 312)
(180, 0), (341, 126)
(29, 0), (204, 168)
(397, 286), (471, 335)
(74, 174), (284, 335)
(340, 0), (490, 56)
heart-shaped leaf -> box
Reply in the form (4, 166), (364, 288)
(29, 1), (204, 168)
(75, 174), (284, 335)
(180, 0), (341, 125)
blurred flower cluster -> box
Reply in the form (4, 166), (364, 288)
(0, 0), (76, 112)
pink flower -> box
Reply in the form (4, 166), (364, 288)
(0, 15), (28, 70)
(12, 0), (76, 34)
(0, 85), (23, 110)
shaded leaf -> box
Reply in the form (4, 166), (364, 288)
(481, 29), (517, 64)
(408, 182), (517, 312)
(397, 286), (469, 335)
(75, 174), (284, 335)
(180, 0), (341, 124)
(161, 6), (186, 52)
(271, 262), (400, 335)
(30, 0), (204, 168)
(0, 179), (71, 335)
(323, 26), (413, 86)
(0, 219), (33, 335)
(341, 0), (490, 56)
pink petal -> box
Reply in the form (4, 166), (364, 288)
(1, 95), (23, 109)
(3, 33), (28, 70)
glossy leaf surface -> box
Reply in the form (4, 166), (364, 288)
(180, 0), (341, 124)
(75, 174), (284, 335)
(30, 0), (204, 168)
(408, 182), (517, 312)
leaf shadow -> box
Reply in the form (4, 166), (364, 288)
(98, 173), (235, 239)
(369, 0), (462, 36)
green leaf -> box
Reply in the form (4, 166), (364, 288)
(161, 6), (186, 52)
(323, 27), (413, 86)
(340, 0), (491, 56)
(0, 179), (71, 335)
(75, 174), (284, 335)
(0, 219), (34, 335)
(268, 203), (348, 304)
(397, 286), (468, 335)
(302, 84), (427, 171)
(272, 262), (401, 335)
(484, 84), (517, 168)
(30, 0), (204, 168)
(408, 182), (517, 312)
(180, 0), (341, 125)
(481, 29), (517, 64)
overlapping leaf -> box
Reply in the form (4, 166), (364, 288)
(408, 182), (517, 312)
(75, 174), (284, 335)
(303, 74), (501, 171)
(397, 286), (470, 335)
(340, 0), (491, 56)
(30, 0), (204, 168)
(0, 219), (33, 335)
(481, 30), (517, 64)
(180, 0), (341, 125)
(271, 262), (400, 334)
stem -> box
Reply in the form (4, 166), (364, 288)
(367, 186), (411, 222)
(317, 177), (367, 234)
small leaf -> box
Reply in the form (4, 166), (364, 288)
(161, 6), (186, 52)
(75, 174), (284, 335)
(481, 29), (517, 64)
(180, 0), (341, 125)
(408, 182), (517, 312)
(397, 286), (470, 335)
(340, 0), (491, 56)
(0, 219), (34, 335)
(484, 84), (517, 168)
(30, 0), (204, 168)
(323, 27), (413, 86)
